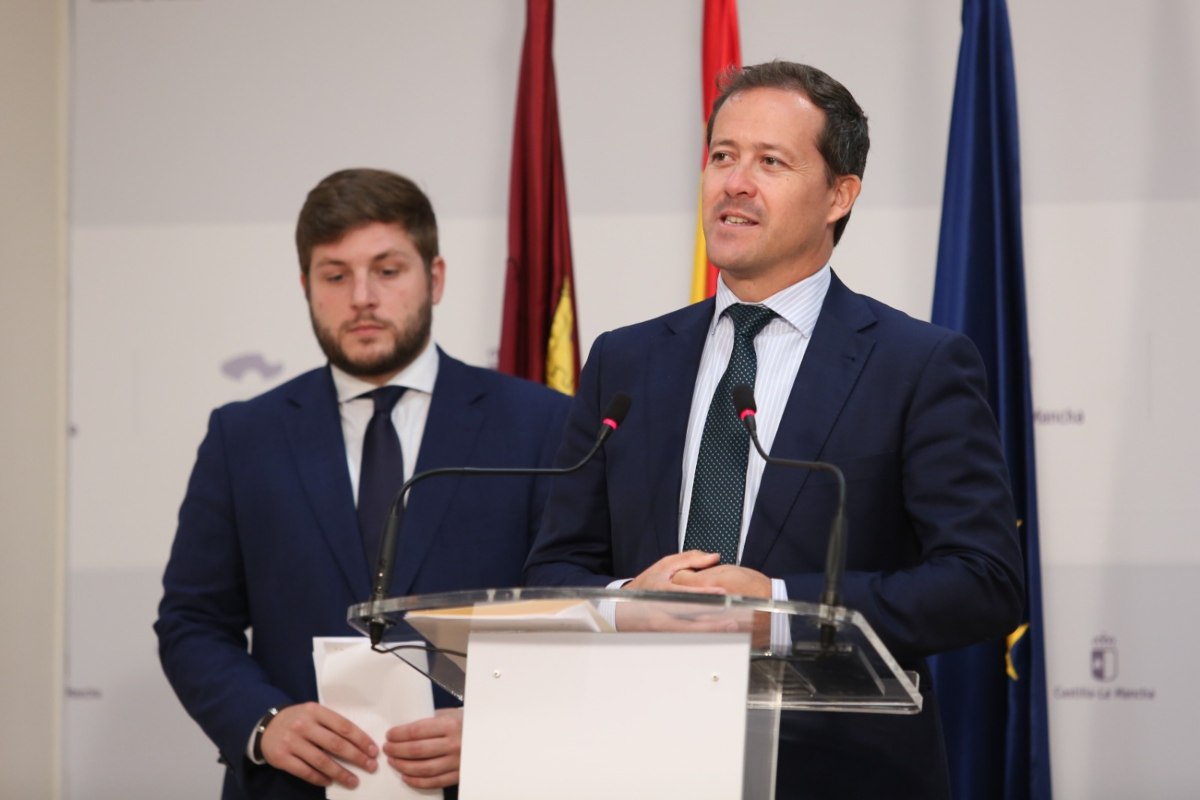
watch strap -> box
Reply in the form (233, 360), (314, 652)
(251, 706), (281, 764)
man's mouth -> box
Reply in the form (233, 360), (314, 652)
(346, 320), (386, 335)
(722, 214), (756, 226)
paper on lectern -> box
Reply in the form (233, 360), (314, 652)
(404, 598), (613, 657)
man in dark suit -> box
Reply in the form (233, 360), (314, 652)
(156, 168), (570, 799)
(524, 62), (1025, 798)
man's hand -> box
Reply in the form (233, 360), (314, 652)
(624, 550), (725, 593)
(672, 565), (774, 647)
(259, 702), (378, 789)
(384, 707), (463, 789)
(671, 564), (772, 598)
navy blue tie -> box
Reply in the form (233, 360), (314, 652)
(683, 304), (777, 564)
(357, 386), (407, 566)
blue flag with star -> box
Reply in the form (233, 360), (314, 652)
(928, 0), (1052, 798)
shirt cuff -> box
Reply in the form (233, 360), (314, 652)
(597, 578), (630, 628)
(769, 578), (792, 653)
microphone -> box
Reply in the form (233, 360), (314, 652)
(732, 384), (847, 649)
(368, 392), (633, 645)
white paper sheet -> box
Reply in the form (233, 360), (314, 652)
(313, 637), (443, 800)
(405, 598), (612, 657)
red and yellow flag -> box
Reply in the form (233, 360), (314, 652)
(691, 0), (742, 303)
(499, 0), (580, 394)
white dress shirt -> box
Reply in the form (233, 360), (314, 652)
(676, 265), (831, 607)
(330, 339), (439, 504)
(606, 265), (831, 608)
(678, 264), (832, 558)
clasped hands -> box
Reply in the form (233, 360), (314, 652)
(624, 549), (772, 598)
(259, 702), (462, 791)
(616, 551), (772, 640)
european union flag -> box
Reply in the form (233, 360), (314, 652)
(929, 1), (1052, 798)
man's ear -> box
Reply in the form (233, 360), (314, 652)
(430, 256), (446, 305)
(828, 173), (862, 226)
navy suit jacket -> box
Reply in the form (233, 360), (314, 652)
(156, 350), (569, 800)
(525, 274), (1024, 798)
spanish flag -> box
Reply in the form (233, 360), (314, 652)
(499, 0), (580, 395)
(691, 0), (742, 303)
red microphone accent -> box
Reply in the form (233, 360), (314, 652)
(738, 408), (756, 423)
(600, 392), (632, 432)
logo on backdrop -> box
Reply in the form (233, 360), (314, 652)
(1034, 407), (1086, 425)
(221, 353), (284, 381)
(1090, 634), (1118, 682)
(1053, 633), (1156, 702)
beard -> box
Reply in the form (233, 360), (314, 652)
(310, 295), (433, 381)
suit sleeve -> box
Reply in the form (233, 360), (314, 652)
(154, 410), (291, 776)
(782, 332), (1025, 660)
(525, 333), (620, 587)
(526, 388), (574, 545)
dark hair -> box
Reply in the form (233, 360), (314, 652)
(706, 61), (870, 245)
(295, 168), (439, 274)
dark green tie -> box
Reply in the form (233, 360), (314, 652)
(683, 304), (776, 564)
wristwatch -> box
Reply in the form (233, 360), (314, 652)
(251, 706), (281, 763)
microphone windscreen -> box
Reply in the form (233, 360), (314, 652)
(732, 384), (757, 415)
(603, 392), (632, 427)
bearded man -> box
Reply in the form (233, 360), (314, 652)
(157, 168), (570, 800)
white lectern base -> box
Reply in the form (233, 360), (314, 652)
(459, 631), (751, 800)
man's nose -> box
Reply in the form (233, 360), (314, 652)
(724, 162), (757, 197)
(351, 273), (377, 307)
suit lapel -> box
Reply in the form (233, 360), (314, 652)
(647, 301), (714, 559)
(388, 351), (485, 595)
(741, 274), (876, 569)
(284, 368), (367, 596)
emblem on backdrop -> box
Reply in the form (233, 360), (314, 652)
(1090, 634), (1118, 683)
(221, 353), (284, 381)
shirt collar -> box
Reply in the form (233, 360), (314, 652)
(711, 263), (832, 338)
(330, 339), (440, 405)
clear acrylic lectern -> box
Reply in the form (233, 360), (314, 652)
(347, 587), (921, 800)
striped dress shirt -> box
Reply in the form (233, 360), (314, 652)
(678, 264), (832, 567)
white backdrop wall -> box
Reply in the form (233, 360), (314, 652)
(65, 1), (1200, 798)
(1, 1), (66, 797)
